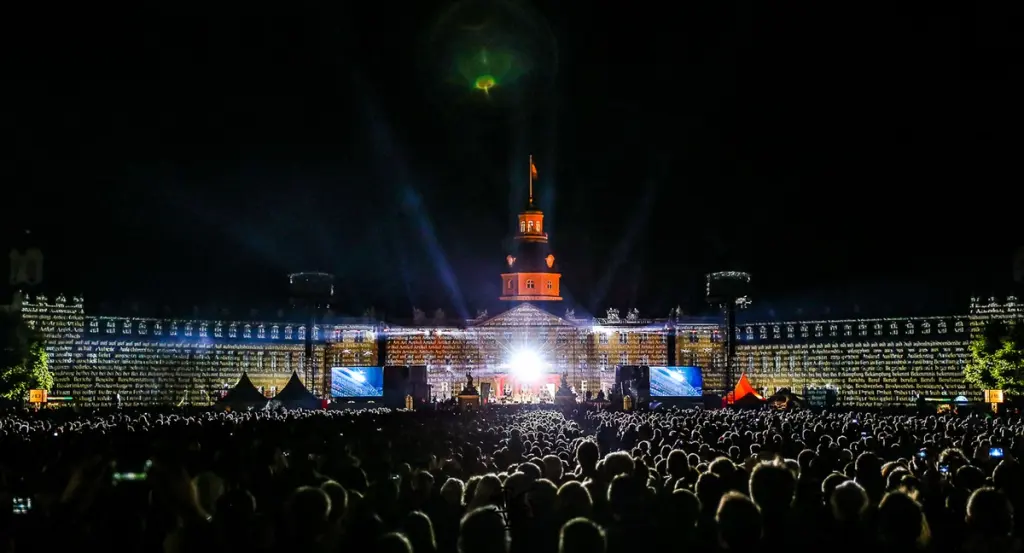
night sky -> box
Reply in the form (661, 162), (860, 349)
(5, 4), (1022, 319)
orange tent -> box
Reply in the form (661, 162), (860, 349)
(726, 374), (763, 404)
(734, 374), (761, 400)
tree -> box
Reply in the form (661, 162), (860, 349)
(0, 311), (53, 400)
(965, 320), (1024, 396)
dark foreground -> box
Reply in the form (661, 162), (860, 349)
(1, 406), (1021, 553)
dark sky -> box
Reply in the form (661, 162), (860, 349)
(4, 3), (1022, 319)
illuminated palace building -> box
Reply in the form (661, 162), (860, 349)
(7, 196), (1023, 407)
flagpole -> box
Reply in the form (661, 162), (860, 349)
(529, 154), (534, 206)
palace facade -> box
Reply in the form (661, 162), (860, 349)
(9, 184), (1022, 407)
(16, 294), (378, 406)
(17, 292), (1021, 407)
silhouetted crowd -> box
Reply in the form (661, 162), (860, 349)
(1, 405), (1022, 553)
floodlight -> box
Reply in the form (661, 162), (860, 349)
(509, 349), (544, 382)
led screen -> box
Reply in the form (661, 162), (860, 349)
(330, 367), (384, 398)
(650, 366), (703, 397)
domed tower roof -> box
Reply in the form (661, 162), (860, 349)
(500, 156), (561, 302)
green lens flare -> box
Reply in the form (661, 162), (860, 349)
(474, 75), (497, 92)
(457, 48), (516, 90)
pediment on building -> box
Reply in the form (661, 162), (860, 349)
(472, 303), (576, 328)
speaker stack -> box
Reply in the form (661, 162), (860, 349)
(383, 366), (429, 408)
(376, 329), (388, 367)
(615, 365), (650, 406)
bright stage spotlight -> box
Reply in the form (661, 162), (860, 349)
(509, 349), (544, 381)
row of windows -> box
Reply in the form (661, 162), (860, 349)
(87, 319), (371, 342)
(399, 331), (672, 345)
(686, 330), (723, 343)
(78, 349), (310, 371)
(398, 352), (652, 368)
(82, 318), (963, 345)
(65, 348), (370, 379)
(568, 333), (663, 345)
(519, 220), (542, 233)
(598, 332), (678, 345)
(679, 321), (968, 343)
(740, 352), (964, 370)
(738, 320), (966, 340)
(507, 279), (555, 290)
(397, 322), (965, 345)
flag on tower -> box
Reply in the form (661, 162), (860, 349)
(530, 158), (538, 181)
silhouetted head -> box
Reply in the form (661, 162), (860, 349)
(558, 517), (606, 553)
(716, 492), (762, 550)
(966, 487), (1013, 537)
(458, 505), (509, 553)
(877, 491), (929, 549)
(749, 461), (796, 514)
(831, 480), (869, 522)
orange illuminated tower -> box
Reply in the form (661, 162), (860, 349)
(500, 156), (562, 301)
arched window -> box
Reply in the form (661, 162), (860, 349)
(506, 279), (513, 289)
(546, 280), (553, 290)
(520, 221), (525, 232)
(526, 279), (535, 289)
(527, 221), (534, 232)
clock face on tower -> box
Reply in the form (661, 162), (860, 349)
(545, 254), (555, 268)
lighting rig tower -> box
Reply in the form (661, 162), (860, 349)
(705, 271), (752, 396)
(288, 272), (335, 394)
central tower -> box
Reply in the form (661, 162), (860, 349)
(500, 156), (562, 302)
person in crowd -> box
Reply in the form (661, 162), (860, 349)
(458, 505), (508, 553)
(558, 517), (605, 553)
(404, 511), (439, 553)
(716, 492), (761, 550)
